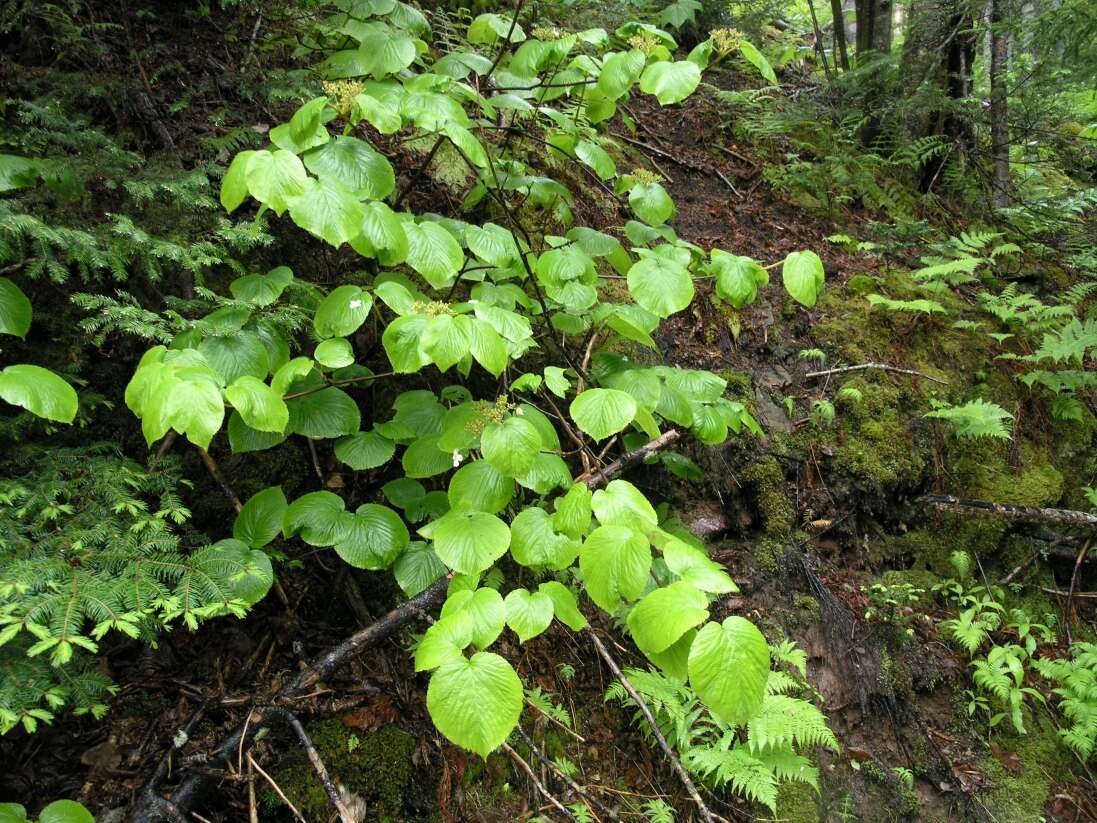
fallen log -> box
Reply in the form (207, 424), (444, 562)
(131, 429), (682, 821)
(917, 495), (1097, 531)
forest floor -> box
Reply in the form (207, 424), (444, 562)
(2, 13), (1096, 823)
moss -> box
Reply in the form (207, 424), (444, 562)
(776, 779), (822, 822)
(879, 568), (940, 603)
(268, 720), (417, 820)
(743, 457), (796, 557)
(718, 369), (754, 403)
(846, 274), (878, 297)
(891, 521), (1007, 577)
(950, 440), (1064, 508)
(978, 713), (1070, 823)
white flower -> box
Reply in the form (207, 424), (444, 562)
(452, 450), (464, 468)
(348, 299), (363, 309)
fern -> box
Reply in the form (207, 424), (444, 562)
(866, 294), (948, 314)
(924, 399), (1013, 439)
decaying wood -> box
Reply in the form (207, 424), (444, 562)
(805, 362), (949, 384)
(918, 495), (1097, 530)
(131, 430), (682, 821)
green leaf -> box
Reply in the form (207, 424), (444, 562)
(352, 201), (408, 265)
(335, 429), (395, 470)
(627, 581), (709, 654)
(466, 223), (520, 267)
(431, 510), (511, 575)
(552, 483), (592, 540)
(639, 60), (701, 104)
(597, 49), (646, 100)
(283, 490), (346, 545)
(427, 652), (523, 758)
(575, 140), (616, 180)
(230, 266), (293, 307)
(314, 337), (355, 368)
(198, 332), (269, 384)
(289, 177), (365, 247)
(626, 256), (693, 317)
(270, 96), (331, 154)
(591, 479), (658, 532)
(628, 182), (675, 226)
(0, 277), (32, 338)
(416, 612), (474, 671)
(405, 221), (464, 288)
(245, 149), (308, 216)
(515, 452), (571, 495)
(579, 525), (651, 613)
(441, 587), (506, 649)
(234, 486), (289, 548)
(221, 150), (254, 213)
(38, 800), (94, 823)
(711, 252), (765, 309)
(646, 628), (694, 682)
(661, 537), (737, 593)
(544, 366), (570, 398)
(0, 154), (39, 193)
(781, 250), (825, 308)
(505, 588), (554, 642)
(155, 375), (225, 448)
(402, 435), (452, 478)
(383, 314), (431, 373)
(570, 388), (637, 441)
(468, 13), (526, 44)
(304, 135), (395, 199)
(225, 376), (289, 433)
(538, 581), (587, 630)
(688, 616), (770, 726)
(334, 503), (409, 569)
(286, 386), (360, 439)
(738, 40), (777, 85)
(481, 416), (541, 478)
(422, 314), (473, 373)
(449, 460), (515, 514)
(394, 541), (447, 596)
(228, 410), (288, 453)
(468, 319), (508, 377)
(510, 506), (581, 570)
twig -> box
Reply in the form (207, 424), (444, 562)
(516, 726), (618, 822)
(1000, 551), (1038, 585)
(576, 430), (680, 486)
(197, 447), (243, 513)
(586, 629), (717, 823)
(268, 708), (355, 823)
(1065, 537), (1093, 645)
(503, 742), (579, 822)
(247, 758), (258, 823)
(155, 431), (178, 459)
(240, 12), (262, 72)
(248, 753), (306, 823)
(804, 362), (949, 385)
(714, 168), (741, 196)
(305, 437), (324, 483)
(1043, 587), (1097, 600)
(917, 495), (1097, 530)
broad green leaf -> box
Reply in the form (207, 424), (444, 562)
(626, 256), (693, 318)
(0, 365), (78, 424)
(286, 386), (360, 439)
(628, 182), (675, 226)
(359, 30), (419, 78)
(0, 278), (32, 339)
(394, 541), (447, 596)
(711, 252), (765, 309)
(221, 150), (254, 213)
(569, 388), (637, 441)
(738, 40), (777, 85)
(646, 628), (694, 682)
(579, 525), (651, 613)
(505, 588), (554, 642)
(481, 416), (541, 478)
(228, 411), (288, 453)
(575, 140), (616, 180)
(38, 800), (95, 823)
(466, 223), (520, 267)
(245, 149), (307, 216)
(661, 537), (737, 593)
(334, 503), (409, 569)
(639, 60), (701, 105)
(270, 96), (330, 154)
(155, 376), (225, 448)
(515, 452), (571, 495)
(431, 510), (511, 574)
(627, 581), (709, 654)
(538, 581), (587, 630)
(422, 314), (473, 372)
(304, 135), (395, 199)
(234, 486), (289, 548)
(510, 506), (581, 570)
(402, 435), (452, 478)
(468, 13), (526, 44)
(393, 389), (446, 436)
(382, 314), (431, 372)
(405, 220), (464, 288)
(544, 366), (570, 398)
(416, 612), (474, 671)
(0, 154), (39, 193)
(334, 429), (395, 470)
(352, 201), (408, 265)
(782, 250), (825, 308)
(283, 490), (346, 546)
(427, 652), (523, 758)
(289, 177), (365, 247)
(552, 482), (592, 540)
(225, 376), (288, 433)
(440, 587), (505, 649)
(591, 479), (658, 532)
(314, 337), (355, 368)
(230, 266), (293, 307)
(597, 49), (646, 100)
(688, 616), (770, 726)
(199, 332), (270, 384)
(467, 319), (508, 377)
(449, 460), (515, 514)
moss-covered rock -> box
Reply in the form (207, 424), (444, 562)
(950, 440), (1063, 508)
(978, 713), (1070, 822)
(776, 779), (822, 822)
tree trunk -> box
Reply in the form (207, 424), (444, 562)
(989, 0), (1011, 207)
(831, 0), (851, 69)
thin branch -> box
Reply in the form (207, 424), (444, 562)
(576, 430), (680, 487)
(516, 726), (619, 822)
(804, 362), (949, 384)
(586, 629), (717, 823)
(247, 753), (306, 823)
(918, 495), (1097, 530)
(1065, 537), (1093, 645)
(197, 447), (242, 513)
(502, 742), (579, 822)
(268, 708), (355, 823)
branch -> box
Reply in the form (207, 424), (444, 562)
(515, 726), (619, 822)
(502, 742), (579, 822)
(917, 495), (1097, 530)
(804, 362), (949, 385)
(576, 429), (680, 486)
(267, 708), (355, 823)
(586, 629), (717, 823)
